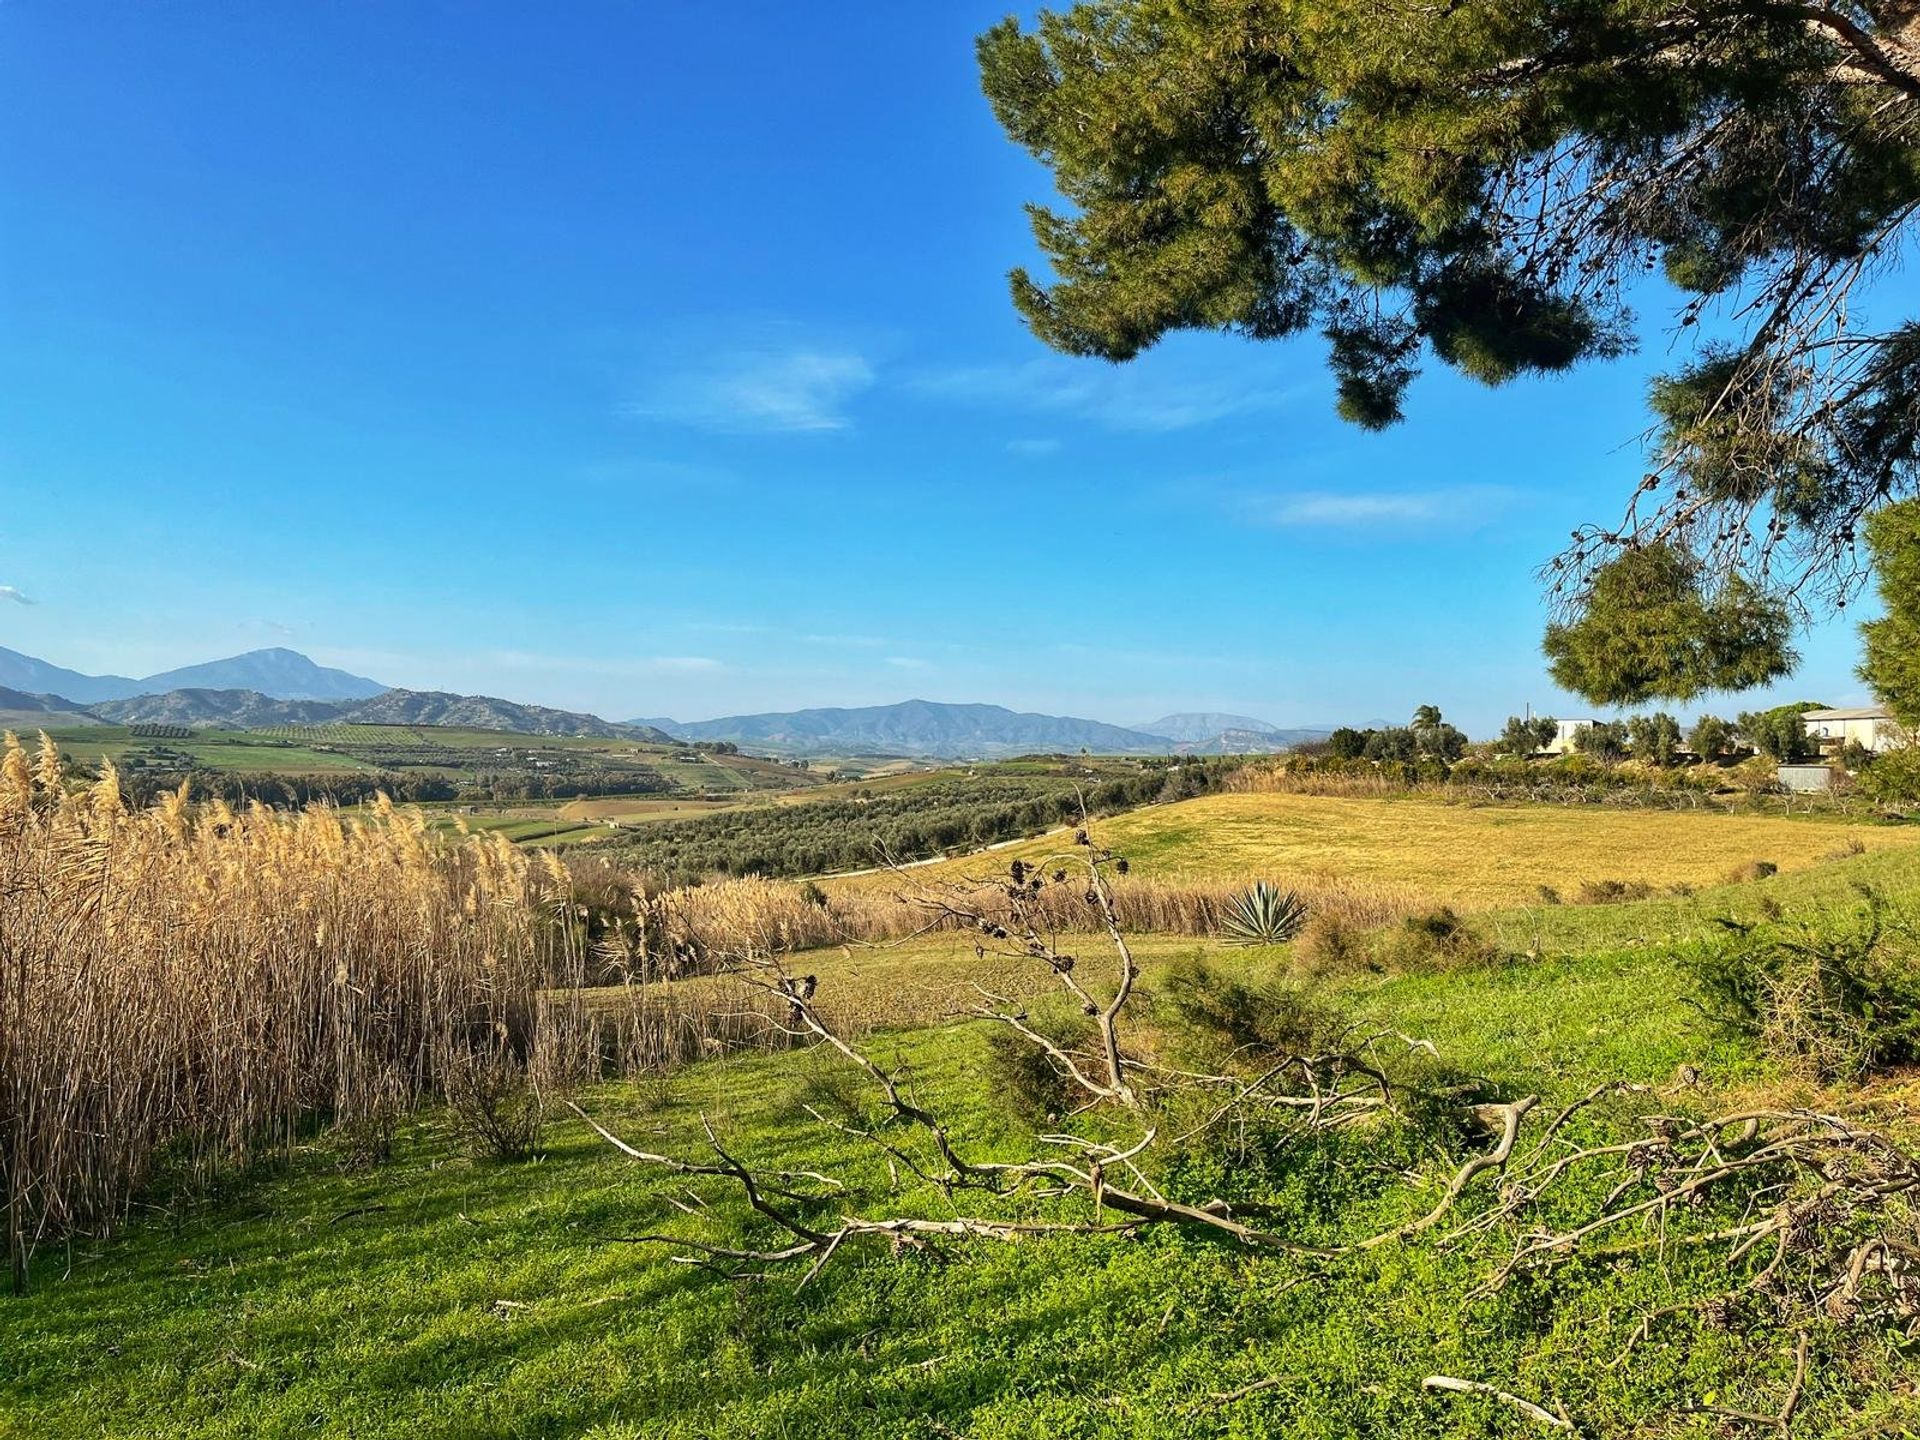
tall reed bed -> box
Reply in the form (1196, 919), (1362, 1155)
(601, 869), (1419, 975)
(0, 734), (586, 1291)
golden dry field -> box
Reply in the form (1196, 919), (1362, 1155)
(831, 791), (1920, 909)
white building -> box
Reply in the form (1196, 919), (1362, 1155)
(1541, 718), (1597, 756)
(1800, 705), (1908, 756)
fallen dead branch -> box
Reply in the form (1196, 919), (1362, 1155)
(1422, 1375), (1575, 1432)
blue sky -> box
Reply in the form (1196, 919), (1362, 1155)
(0, 2), (1894, 732)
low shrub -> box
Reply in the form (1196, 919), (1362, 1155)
(1156, 959), (1350, 1069)
(1686, 895), (1920, 1080)
(1732, 755), (1785, 794)
(1859, 745), (1920, 805)
(1572, 877), (1657, 904)
(1289, 911), (1372, 976)
(1375, 907), (1500, 971)
(443, 1047), (549, 1162)
(1724, 858), (1779, 884)
(982, 1018), (1097, 1123)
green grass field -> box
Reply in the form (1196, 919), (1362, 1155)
(5, 832), (1918, 1438)
(46, 727), (378, 774)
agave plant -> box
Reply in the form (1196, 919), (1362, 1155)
(1220, 881), (1309, 945)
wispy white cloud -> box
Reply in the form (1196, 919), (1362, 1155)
(0, 585), (34, 606)
(1249, 485), (1518, 529)
(885, 656), (930, 670)
(629, 347), (875, 434)
(912, 358), (1297, 433)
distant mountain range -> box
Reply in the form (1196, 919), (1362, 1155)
(90, 687), (674, 741)
(1131, 712), (1281, 742)
(0, 646), (386, 704)
(635, 700), (1326, 758)
(0, 646), (672, 739)
(0, 646), (1331, 757)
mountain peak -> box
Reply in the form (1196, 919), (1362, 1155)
(0, 646), (387, 704)
(137, 649), (386, 701)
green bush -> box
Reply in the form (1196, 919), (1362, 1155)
(981, 1018), (1097, 1123)
(1375, 907), (1501, 971)
(1859, 745), (1920, 804)
(1573, 720), (1630, 763)
(1685, 896), (1920, 1080)
(1156, 959), (1349, 1067)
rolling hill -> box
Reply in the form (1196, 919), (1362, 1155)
(0, 686), (102, 727)
(651, 702), (1335, 757)
(343, 690), (672, 739)
(89, 690), (351, 728)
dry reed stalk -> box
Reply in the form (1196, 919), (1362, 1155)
(0, 734), (589, 1290)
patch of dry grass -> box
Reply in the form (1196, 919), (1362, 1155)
(599, 930), (1236, 1039)
(831, 793), (1920, 910)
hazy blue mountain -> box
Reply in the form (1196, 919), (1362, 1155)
(628, 717), (684, 736)
(1171, 726), (1331, 755)
(137, 648), (386, 701)
(0, 646), (384, 703)
(0, 647), (141, 704)
(1131, 712), (1281, 743)
(94, 686), (676, 740)
(0, 686), (101, 726)
(667, 700), (1177, 757)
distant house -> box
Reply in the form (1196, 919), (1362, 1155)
(1541, 718), (1597, 756)
(1778, 764), (1836, 793)
(1800, 705), (1908, 756)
